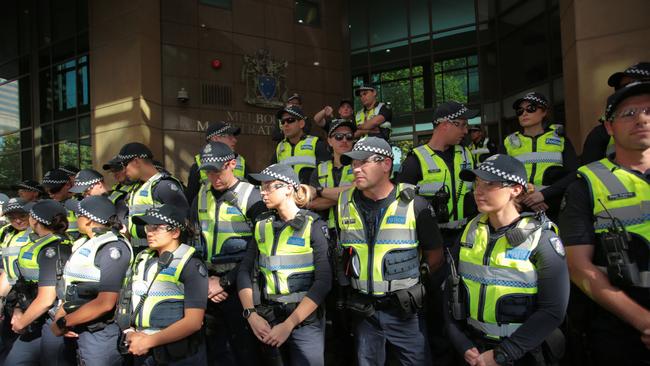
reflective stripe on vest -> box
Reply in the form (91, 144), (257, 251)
(17, 234), (68, 282)
(197, 154), (246, 184)
(412, 144), (473, 223)
(255, 213), (314, 302)
(1, 227), (32, 284)
(337, 184), (420, 296)
(577, 159), (650, 236)
(317, 161), (354, 228)
(64, 231), (134, 289)
(128, 173), (163, 240)
(132, 244), (195, 329)
(197, 182), (254, 266)
(355, 103), (384, 127)
(459, 214), (542, 339)
(64, 198), (79, 236)
(504, 126), (565, 186)
(276, 136), (318, 176)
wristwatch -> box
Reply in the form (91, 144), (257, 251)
(316, 186), (323, 197)
(242, 307), (257, 319)
(56, 316), (67, 331)
(493, 347), (512, 366)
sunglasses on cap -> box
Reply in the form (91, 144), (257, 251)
(516, 104), (543, 116)
(279, 118), (297, 125)
(331, 133), (354, 142)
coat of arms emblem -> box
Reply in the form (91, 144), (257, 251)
(241, 49), (288, 108)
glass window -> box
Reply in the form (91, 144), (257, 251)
(369, 0), (407, 45)
(0, 152), (20, 187)
(54, 119), (76, 142)
(0, 80), (21, 135)
(349, 0), (368, 49)
(499, 15), (547, 94)
(434, 55), (479, 105)
(431, 0), (475, 34)
(53, 59), (78, 119)
(199, 0), (232, 9)
(80, 137), (91, 168)
(410, 0), (429, 37)
(296, 0), (321, 27)
(21, 149), (32, 179)
(56, 141), (79, 167)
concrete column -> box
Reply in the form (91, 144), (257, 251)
(560, 0), (650, 153)
(88, 0), (162, 181)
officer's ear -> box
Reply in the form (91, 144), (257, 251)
(226, 159), (237, 171)
(604, 119), (614, 137)
(298, 119), (305, 129)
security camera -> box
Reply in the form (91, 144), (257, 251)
(177, 88), (189, 103)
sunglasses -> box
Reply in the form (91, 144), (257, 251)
(332, 133), (354, 141)
(279, 118), (297, 126)
(516, 104), (542, 116)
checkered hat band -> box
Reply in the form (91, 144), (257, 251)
(30, 210), (51, 226)
(117, 153), (149, 160)
(17, 183), (39, 191)
(522, 95), (547, 107)
(4, 202), (25, 212)
(477, 165), (527, 187)
(354, 144), (393, 158)
(42, 178), (68, 185)
(284, 109), (304, 120)
(443, 106), (468, 120)
(74, 177), (103, 188)
(201, 154), (235, 165)
(147, 210), (182, 228)
(59, 168), (76, 175)
(260, 168), (299, 188)
(77, 204), (108, 224)
(626, 68), (650, 77)
(207, 126), (232, 139)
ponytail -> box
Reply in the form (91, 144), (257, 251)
(294, 184), (313, 208)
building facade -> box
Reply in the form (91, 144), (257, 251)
(1, 0), (649, 191)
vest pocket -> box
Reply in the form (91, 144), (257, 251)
(495, 294), (536, 323)
(287, 272), (314, 293)
(383, 249), (420, 280)
(150, 300), (184, 328)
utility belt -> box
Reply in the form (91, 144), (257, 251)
(343, 282), (425, 320)
(256, 301), (322, 328)
(62, 289), (114, 333)
(151, 329), (204, 364)
(5, 280), (38, 315)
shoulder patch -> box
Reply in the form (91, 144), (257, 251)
(109, 247), (122, 260)
(321, 225), (330, 240)
(197, 262), (208, 277)
(170, 184), (179, 192)
(45, 247), (56, 258)
(550, 237), (565, 257)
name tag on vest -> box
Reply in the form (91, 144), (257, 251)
(226, 207), (240, 215)
(428, 168), (441, 173)
(16, 236), (28, 242)
(608, 192), (635, 200)
(79, 248), (91, 257)
(545, 138), (562, 146)
(505, 248), (531, 261)
(161, 267), (177, 276)
(300, 145), (313, 150)
(460, 241), (473, 249)
(386, 215), (406, 224)
(287, 236), (305, 246)
(139, 190), (149, 197)
(342, 218), (356, 225)
(22, 252), (33, 260)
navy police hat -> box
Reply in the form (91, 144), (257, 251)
(276, 105), (306, 121)
(75, 196), (116, 225)
(116, 142), (153, 164)
(432, 101), (479, 123)
(605, 81), (650, 120)
(42, 169), (71, 189)
(131, 204), (188, 229)
(199, 142), (236, 171)
(608, 62), (650, 88)
(69, 169), (104, 194)
(341, 136), (393, 165)
(512, 92), (548, 110)
(460, 154), (528, 191)
(205, 121), (241, 140)
(250, 164), (300, 189)
(30, 199), (67, 226)
(12, 180), (44, 193)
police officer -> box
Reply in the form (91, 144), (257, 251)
(103, 155), (141, 228)
(122, 204), (208, 365)
(11, 180), (44, 202)
(500, 92), (578, 221)
(582, 62), (650, 165)
(0, 198), (32, 361)
(353, 84), (392, 140)
(42, 168), (81, 240)
(116, 142), (189, 249)
(308, 119), (356, 230)
(313, 99), (355, 132)
(50, 195), (132, 366)
(560, 81), (650, 365)
(4, 200), (72, 365)
(238, 164), (332, 366)
(271, 93), (311, 142)
(68, 169), (110, 198)
(446, 154), (569, 366)
(189, 141), (265, 366)
(337, 137), (444, 365)
(186, 122), (248, 205)
(398, 101), (477, 237)
(468, 124), (497, 163)
(271, 105), (330, 184)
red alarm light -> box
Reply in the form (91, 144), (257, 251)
(211, 59), (222, 69)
